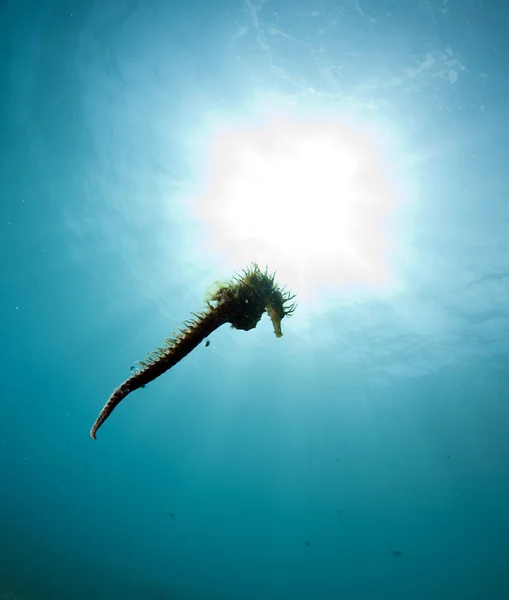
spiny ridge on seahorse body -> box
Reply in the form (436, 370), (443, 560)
(90, 263), (296, 439)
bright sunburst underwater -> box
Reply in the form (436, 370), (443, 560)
(190, 112), (405, 300)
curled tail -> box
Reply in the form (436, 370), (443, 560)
(90, 384), (133, 440)
(90, 310), (225, 439)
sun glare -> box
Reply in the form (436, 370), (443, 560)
(191, 115), (401, 298)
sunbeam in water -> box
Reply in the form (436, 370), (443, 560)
(191, 113), (404, 299)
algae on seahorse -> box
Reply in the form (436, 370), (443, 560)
(90, 263), (296, 439)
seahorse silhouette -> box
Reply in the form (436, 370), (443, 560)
(90, 263), (296, 439)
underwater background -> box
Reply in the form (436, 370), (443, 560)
(1, 0), (509, 599)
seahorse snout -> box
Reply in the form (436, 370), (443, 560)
(266, 305), (283, 337)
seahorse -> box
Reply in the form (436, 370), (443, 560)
(90, 263), (296, 439)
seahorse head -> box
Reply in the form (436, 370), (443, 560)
(213, 263), (297, 337)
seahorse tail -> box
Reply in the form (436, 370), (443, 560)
(90, 383), (130, 440)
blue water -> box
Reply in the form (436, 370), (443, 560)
(2, 1), (509, 599)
